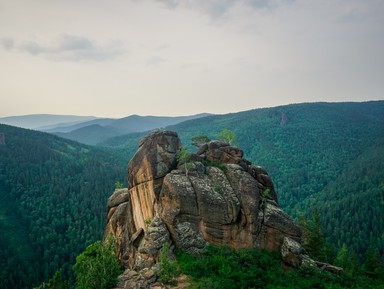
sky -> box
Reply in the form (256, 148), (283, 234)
(0, 0), (383, 118)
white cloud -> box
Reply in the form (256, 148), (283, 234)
(154, 0), (294, 19)
(1, 37), (14, 50)
(1, 35), (126, 62)
(146, 55), (167, 66)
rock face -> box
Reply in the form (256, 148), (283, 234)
(105, 130), (313, 284)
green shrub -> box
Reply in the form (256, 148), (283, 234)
(158, 242), (180, 285)
(217, 129), (236, 145)
(203, 159), (228, 174)
(213, 184), (222, 193)
(115, 181), (124, 189)
(144, 217), (152, 225)
(175, 245), (383, 289)
(191, 135), (210, 148)
(73, 238), (122, 289)
(33, 271), (69, 289)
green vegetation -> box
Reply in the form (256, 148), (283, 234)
(158, 242), (180, 285)
(176, 245), (384, 289)
(202, 159), (228, 174)
(191, 135), (210, 147)
(0, 124), (124, 289)
(33, 271), (69, 289)
(73, 239), (122, 289)
(213, 184), (222, 193)
(177, 146), (192, 175)
(299, 209), (334, 263)
(114, 181), (124, 189)
(177, 146), (192, 164)
(144, 217), (152, 225)
(217, 129), (236, 145)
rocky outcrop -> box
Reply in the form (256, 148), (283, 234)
(105, 130), (317, 287)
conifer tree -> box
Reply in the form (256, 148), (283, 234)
(335, 243), (348, 269)
(362, 245), (384, 278)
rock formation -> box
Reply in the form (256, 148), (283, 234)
(105, 130), (318, 288)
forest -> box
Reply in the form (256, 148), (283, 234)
(1, 101), (383, 288)
(0, 124), (125, 288)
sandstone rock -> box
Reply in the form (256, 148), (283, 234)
(105, 201), (136, 268)
(173, 222), (207, 255)
(108, 188), (130, 208)
(127, 130), (180, 231)
(115, 268), (159, 289)
(248, 165), (278, 203)
(135, 217), (170, 270)
(257, 200), (302, 251)
(281, 237), (310, 268)
(128, 130), (180, 189)
(315, 261), (343, 274)
(106, 130), (318, 289)
(198, 140), (244, 164)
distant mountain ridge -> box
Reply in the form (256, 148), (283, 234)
(0, 113), (212, 145)
(40, 118), (115, 132)
(49, 113), (212, 145)
(0, 114), (98, 130)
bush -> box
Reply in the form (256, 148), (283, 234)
(175, 245), (384, 289)
(158, 242), (180, 285)
(33, 271), (69, 289)
(73, 239), (122, 289)
(217, 129), (236, 145)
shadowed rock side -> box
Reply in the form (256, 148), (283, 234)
(105, 130), (321, 288)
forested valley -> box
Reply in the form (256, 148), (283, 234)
(1, 101), (383, 288)
(0, 124), (125, 288)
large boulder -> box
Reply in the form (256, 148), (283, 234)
(105, 131), (314, 286)
(105, 131), (180, 268)
(127, 130), (180, 232)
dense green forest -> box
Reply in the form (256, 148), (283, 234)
(101, 101), (384, 258)
(0, 124), (125, 288)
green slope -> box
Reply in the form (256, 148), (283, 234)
(0, 124), (125, 289)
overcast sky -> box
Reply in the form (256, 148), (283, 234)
(1, 0), (383, 118)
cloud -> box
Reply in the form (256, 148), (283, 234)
(19, 41), (45, 55)
(1, 37), (15, 50)
(1, 35), (126, 62)
(245, 0), (294, 9)
(155, 0), (236, 17)
(155, 0), (293, 18)
(146, 55), (167, 66)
